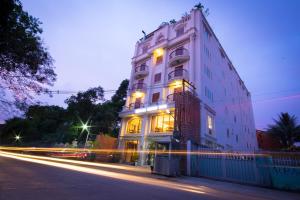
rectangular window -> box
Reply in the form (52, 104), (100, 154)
(176, 27), (184, 37)
(204, 64), (212, 80)
(152, 92), (160, 103)
(205, 86), (213, 102)
(134, 97), (142, 108)
(151, 113), (174, 133)
(156, 55), (163, 65)
(140, 63), (146, 71)
(207, 115), (213, 135)
(227, 128), (230, 138)
(142, 45), (148, 54)
(137, 78), (144, 89)
(154, 73), (161, 83)
(203, 23), (211, 40)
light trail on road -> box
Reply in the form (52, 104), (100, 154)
(2, 146), (298, 157)
(0, 151), (207, 195)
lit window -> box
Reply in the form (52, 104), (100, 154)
(153, 48), (164, 65)
(151, 113), (174, 133)
(207, 115), (213, 135)
(127, 118), (142, 134)
(156, 55), (163, 64)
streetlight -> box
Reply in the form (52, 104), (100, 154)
(80, 121), (91, 149)
(15, 134), (21, 145)
(15, 135), (20, 141)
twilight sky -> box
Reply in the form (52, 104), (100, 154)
(18, 0), (300, 130)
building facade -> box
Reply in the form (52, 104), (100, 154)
(118, 8), (257, 164)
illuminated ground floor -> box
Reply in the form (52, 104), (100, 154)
(118, 105), (175, 165)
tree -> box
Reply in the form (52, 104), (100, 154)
(267, 113), (300, 149)
(65, 86), (104, 122)
(110, 79), (129, 112)
(0, 0), (56, 111)
(107, 79), (129, 137)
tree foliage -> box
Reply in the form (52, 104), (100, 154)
(0, 79), (129, 145)
(0, 0), (56, 111)
(267, 112), (300, 149)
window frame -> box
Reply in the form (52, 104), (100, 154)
(151, 113), (174, 133)
(126, 118), (142, 134)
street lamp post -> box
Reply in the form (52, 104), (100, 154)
(80, 121), (91, 149)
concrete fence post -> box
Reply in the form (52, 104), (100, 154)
(187, 140), (191, 176)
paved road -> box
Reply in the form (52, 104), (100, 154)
(0, 153), (299, 200)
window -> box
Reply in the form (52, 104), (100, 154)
(203, 23), (211, 40)
(174, 87), (182, 94)
(236, 135), (239, 143)
(156, 55), (163, 65)
(152, 92), (160, 103)
(176, 27), (184, 37)
(127, 118), (142, 134)
(151, 113), (174, 133)
(156, 35), (164, 44)
(204, 64), (212, 79)
(134, 97), (142, 108)
(175, 47), (184, 56)
(205, 86), (213, 102)
(140, 63), (146, 71)
(136, 78), (144, 89)
(154, 73), (161, 83)
(142, 45), (148, 54)
(226, 128), (230, 138)
(207, 115), (214, 135)
(174, 65), (183, 77)
(204, 46), (210, 58)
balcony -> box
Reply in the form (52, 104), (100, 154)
(167, 93), (181, 103)
(128, 102), (144, 110)
(168, 48), (189, 67)
(168, 68), (189, 83)
(134, 65), (149, 79)
(131, 83), (147, 92)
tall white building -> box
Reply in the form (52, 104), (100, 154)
(118, 8), (257, 164)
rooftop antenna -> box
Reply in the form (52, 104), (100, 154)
(142, 30), (146, 40)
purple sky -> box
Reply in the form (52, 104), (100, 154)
(16, 0), (300, 130)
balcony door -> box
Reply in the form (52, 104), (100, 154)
(135, 97), (142, 108)
(137, 78), (144, 89)
(174, 66), (183, 77)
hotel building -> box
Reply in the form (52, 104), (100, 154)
(118, 8), (257, 164)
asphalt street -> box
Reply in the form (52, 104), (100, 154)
(0, 153), (299, 200)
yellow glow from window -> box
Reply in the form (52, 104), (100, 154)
(208, 115), (213, 130)
(127, 118), (142, 134)
(169, 80), (182, 88)
(153, 48), (164, 57)
(153, 48), (164, 64)
(133, 91), (144, 98)
(151, 113), (174, 133)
